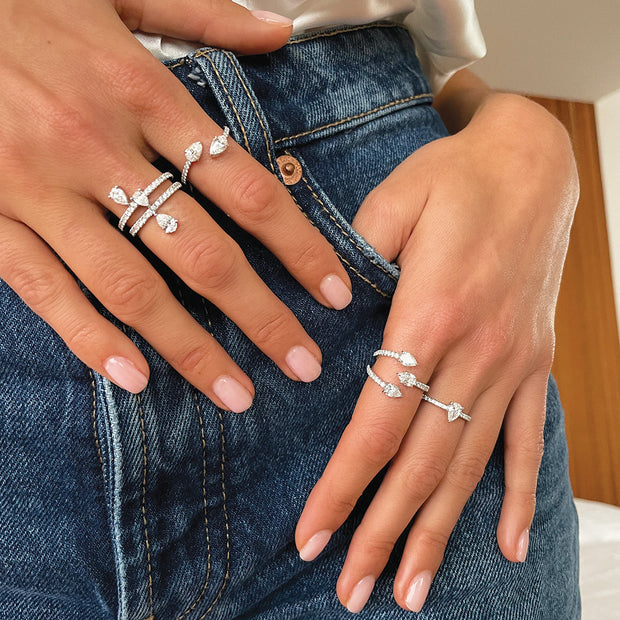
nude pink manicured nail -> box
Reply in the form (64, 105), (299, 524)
(516, 529), (529, 562)
(346, 576), (376, 613)
(251, 10), (293, 25)
(320, 274), (353, 310)
(104, 357), (148, 394)
(213, 376), (253, 413)
(299, 530), (332, 562)
(405, 570), (433, 612)
(285, 346), (322, 382)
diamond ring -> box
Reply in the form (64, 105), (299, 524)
(109, 172), (173, 231)
(421, 394), (471, 422)
(129, 182), (182, 237)
(366, 365), (402, 398)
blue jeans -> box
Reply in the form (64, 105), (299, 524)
(0, 23), (580, 619)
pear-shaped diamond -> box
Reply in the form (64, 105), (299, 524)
(447, 402), (463, 422)
(109, 186), (129, 205)
(383, 383), (402, 398)
(131, 189), (150, 207)
(397, 371), (416, 387)
(156, 214), (178, 234)
(210, 127), (230, 157)
(185, 141), (203, 163)
(398, 352), (417, 367)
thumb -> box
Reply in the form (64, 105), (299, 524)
(352, 159), (429, 264)
(116, 0), (293, 55)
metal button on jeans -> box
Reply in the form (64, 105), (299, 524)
(277, 154), (303, 185)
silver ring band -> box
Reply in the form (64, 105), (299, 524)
(366, 365), (402, 398)
(112, 172), (173, 231)
(397, 371), (430, 392)
(129, 182), (182, 237)
(421, 394), (471, 422)
(182, 142), (203, 185)
(373, 350), (418, 367)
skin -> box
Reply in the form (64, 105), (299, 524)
(295, 71), (579, 612)
(0, 0), (580, 613)
(0, 0), (353, 409)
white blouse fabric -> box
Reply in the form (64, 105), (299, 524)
(136, 0), (486, 93)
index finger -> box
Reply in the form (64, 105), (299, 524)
(136, 58), (354, 311)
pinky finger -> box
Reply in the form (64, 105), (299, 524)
(0, 216), (149, 393)
(497, 370), (547, 563)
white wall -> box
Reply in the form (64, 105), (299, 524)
(596, 89), (620, 330)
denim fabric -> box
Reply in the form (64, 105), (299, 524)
(0, 23), (580, 619)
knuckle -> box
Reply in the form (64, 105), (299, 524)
(399, 458), (446, 499)
(425, 304), (468, 351)
(445, 454), (487, 494)
(249, 311), (291, 350)
(107, 56), (162, 113)
(352, 419), (403, 467)
(320, 479), (357, 517)
(360, 536), (397, 560)
(103, 269), (162, 322)
(415, 527), (451, 553)
(180, 236), (240, 290)
(64, 322), (101, 354)
(11, 263), (63, 312)
(506, 427), (545, 464)
(231, 174), (278, 224)
(287, 241), (327, 276)
(170, 343), (213, 376)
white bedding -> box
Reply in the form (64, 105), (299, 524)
(575, 498), (620, 619)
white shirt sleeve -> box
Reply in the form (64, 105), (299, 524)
(405, 0), (486, 93)
(135, 0), (486, 94)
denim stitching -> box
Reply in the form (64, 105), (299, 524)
(222, 50), (276, 174)
(89, 369), (105, 471)
(286, 190), (392, 299)
(174, 389), (213, 620)
(274, 93), (431, 144)
(174, 287), (213, 620)
(197, 299), (231, 618)
(287, 22), (403, 46)
(137, 391), (155, 618)
(295, 168), (398, 283)
(201, 53), (252, 155)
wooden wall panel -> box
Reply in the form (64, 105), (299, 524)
(530, 97), (620, 506)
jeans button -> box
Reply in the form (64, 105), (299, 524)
(277, 154), (302, 185)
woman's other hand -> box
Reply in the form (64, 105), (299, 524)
(296, 74), (579, 612)
(0, 0), (352, 411)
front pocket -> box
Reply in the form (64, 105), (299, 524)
(282, 151), (400, 300)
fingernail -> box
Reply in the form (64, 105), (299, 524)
(251, 10), (293, 26)
(346, 576), (376, 614)
(320, 274), (353, 310)
(405, 570), (433, 612)
(104, 357), (148, 393)
(516, 529), (529, 562)
(299, 530), (332, 562)
(285, 346), (322, 383)
(213, 376), (253, 413)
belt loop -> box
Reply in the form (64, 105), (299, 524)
(193, 50), (278, 176)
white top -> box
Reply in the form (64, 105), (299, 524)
(136, 0), (486, 93)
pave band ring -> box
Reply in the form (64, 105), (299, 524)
(109, 172), (173, 231)
(129, 182), (182, 237)
(182, 141), (203, 185)
(397, 371), (430, 392)
(366, 365), (403, 398)
(421, 394), (471, 422)
(373, 350), (418, 367)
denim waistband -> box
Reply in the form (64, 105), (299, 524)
(167, 22), (433, 150)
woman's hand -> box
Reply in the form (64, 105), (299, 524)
(295, 88), (579, 612)
(0, 0), (352, 411)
